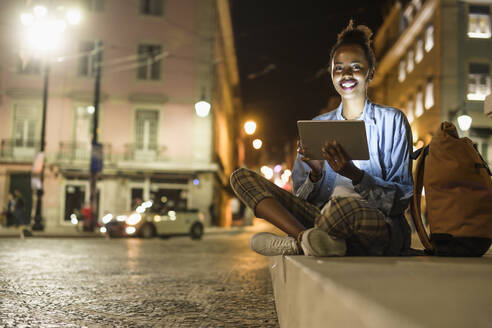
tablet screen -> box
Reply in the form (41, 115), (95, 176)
(297, 120), (369, 160)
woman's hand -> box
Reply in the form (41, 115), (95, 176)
(297, 140), (324, 182)
(321, 140), (364, 184)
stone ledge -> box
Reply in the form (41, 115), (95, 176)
(269, 252), (492, 328)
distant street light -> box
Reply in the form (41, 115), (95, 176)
(244, 120), (257, 135)
(66, 9), (82, 25)
(195, 88), (211, 117)
(195, 100), (211, 117)
(260, 166), (273, 179)
(457, 113), (472, 131)
(252, 139), (262, 150)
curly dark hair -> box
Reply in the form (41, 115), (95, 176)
(329, 20), (376, 80)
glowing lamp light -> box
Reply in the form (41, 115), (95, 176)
(125, 226), (136, 235)
(26, 20), (65, 52)
(260, 165), (274, 180)
(252, 139), (262, 150)
(33, 5), (48, 17)
(100, 227), (107, 233)
(126, 213), (142, 225)
(54, 19), (67, 32)
(274, 177), (286, 188)
(193, 178), (200, 186)
(274, 164), (282, 173)
(101, 213), (113, 224)
(70, 213), (78, 225)
(457, 114), (472, 131)
(142, 200), (153, 208)
(87, 106), (95, 114)
(195, 100), (211, 117)
(168, 211), (177, 221)
(20, 13), (34, 26)
(244, 121), (257, 135)
(66, 9), (82, 25)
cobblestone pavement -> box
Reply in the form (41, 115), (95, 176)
(0, 231), (279, 327)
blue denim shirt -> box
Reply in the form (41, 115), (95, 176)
(292, 100), (413, 254)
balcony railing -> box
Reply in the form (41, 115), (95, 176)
(123, 143), (168, 161)
(0, 139), (40, 162)
(57, 142), (113, 163)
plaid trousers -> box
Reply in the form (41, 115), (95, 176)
(230, 168), (390, 255)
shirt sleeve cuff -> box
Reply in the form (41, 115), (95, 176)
(353, 171), (375, 194)
(295, 172), (323, 199)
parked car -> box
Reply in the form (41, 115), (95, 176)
(103, 201), (205, 239)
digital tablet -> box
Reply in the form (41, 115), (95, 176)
(297, 120), (369, 160)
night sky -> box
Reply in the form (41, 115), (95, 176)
(231, 0), (389, 162)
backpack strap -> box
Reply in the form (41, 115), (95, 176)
(410, 146), (435, 253)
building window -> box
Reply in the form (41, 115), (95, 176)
(407, 50), (415, 73)
(415, 38), (424, 63)
(415, 89), (424, 117)
(425, 24), (434, 52)
(425, 78), (434, 109)
(13, 104), (38, 148)
(78, 41), (102, 77)
(83, 0), (105, 12)
(16, 56), (41, 75)
(137, 44), (162, 80)
(468, 63), (491, 101)
(398, 60), (406, 82)
(140, 0), (164, 16)
(407, 98), (414, 123)
(135, 109), (158, 151)
(468, 5), (491, 39)
(74, 106), (94, 144)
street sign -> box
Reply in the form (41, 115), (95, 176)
(90, 143), (103, 173)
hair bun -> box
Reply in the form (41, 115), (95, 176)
(337, 19), (373, 45)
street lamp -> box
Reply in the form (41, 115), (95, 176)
(244, 120), (256, 135)
(195, 89), (211, 118)
(457, 112), (472, 131)
(19, 5), (81, 231)
(195, 100), (211, 117)
(252, 139), (262, 150)
(449, 105), (473, 133)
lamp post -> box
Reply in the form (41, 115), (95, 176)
(32, 61), (50, 231)
(88, 40), (103, 232)
(20, 5), (81, 231)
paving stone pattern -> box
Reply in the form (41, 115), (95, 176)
(0, 232), (279, 327)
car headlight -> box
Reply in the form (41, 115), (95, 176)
(126, 213), (142, 225)
(101, 213), (113, 224)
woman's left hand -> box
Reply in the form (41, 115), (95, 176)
(321, 140), (364, 184)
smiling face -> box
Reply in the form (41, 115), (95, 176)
(331, 44), (370, 101)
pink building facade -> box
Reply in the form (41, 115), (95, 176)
(0, 0), (233, 230)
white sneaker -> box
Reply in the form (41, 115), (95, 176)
(300, 228), (347, 257)
(249, 232), (301, 256)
